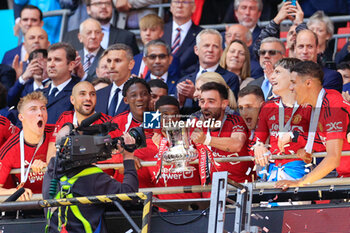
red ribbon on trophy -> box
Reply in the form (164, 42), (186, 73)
(196, 143), (218, 186)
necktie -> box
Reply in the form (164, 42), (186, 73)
(48, 87), (58, 103)
(261, 79), (270, 100)
(83, 54), (94, 73)
(171, 27), (181, 55)
(142, 65), (149, 79)
(108, 88), (121, 116)
(201, 69), (207, 74)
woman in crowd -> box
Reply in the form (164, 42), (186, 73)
(220, 40), (254, 89)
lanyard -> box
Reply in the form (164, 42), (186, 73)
(124, 112), (133, 133)
(20, 131), (44, 184)
(278, 99), (299, 133)
(305, 88), (325, 154)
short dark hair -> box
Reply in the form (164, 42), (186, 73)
(155, 96), (179, 110)
(200, 82), (228, 100)
(143, 39), (171, 57)
(48, 42), (76, 62)
(86, 0), (112, 6)
(91, 77), (112, 87)
(0, 83), (7, 109)
(297, 29), (319, 46)
(238, 85), (264, 101)
(148, 79), (168, 92)
(291, 61), (324, 84)
(20, 5), (43, 21)
(274, 57), (301, 72)
(122, 77), (151, 97)
(28, 49), (48, 62)
(337, 61), (350, 70)
(102, 43), (134, 60)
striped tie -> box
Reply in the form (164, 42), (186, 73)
(83, 53), (94, 73)
(171, 27), (181, 55)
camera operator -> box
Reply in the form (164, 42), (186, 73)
(43, 132), (139, 233)
(46, 81), (111, 162)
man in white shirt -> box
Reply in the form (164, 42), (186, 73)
(161, 0), (203, 76)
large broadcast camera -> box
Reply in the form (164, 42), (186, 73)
(55, 112), (146, 171)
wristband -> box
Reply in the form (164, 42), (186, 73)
(203, 134), (211, 146)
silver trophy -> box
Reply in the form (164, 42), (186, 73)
(162, 121), (198, 173)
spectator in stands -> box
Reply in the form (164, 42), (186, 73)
(176, 29), (240, 114)
(92, 77), (112, 91)
(295, 29), (343, 92)
(276, 61), (348, 188)
(63, 0), (139, 55)
(113, 0), (161, 29)
(7, 49), (49, 108)
(307, 11), (335, 66)
(46, 81), (111, 161)
(0, 65), (17, 90)
(2, 5), (43, 67)
(43, 43), (80, 124)
(223, 24), (263, 79)
(0, 83), (18, 125)
(0, 92), (54, 200)
(95, 44), (135, 117)
(249, 37), (286, 100)
(252, 1), (304, 59)
(76, 18), (105, 82)
(190, 82), (253, 184)
(95, 55), (109, 79)
(335, 42), (350, 65)
(11, 26), (50, 79)
(220, 40), (254, 89)
(59, 0), (89, 32)
(237, 85), (264, 142)
(15, 0), (62, 44)
(148, 79), (168, 111)
(143, 40), (179, 95)
(233, 0), (262, 46)
(161, 0), (203, 76)
(193, 72), (237, 111)
(253, 58), (312, 181)
(337, 62), (350, 94)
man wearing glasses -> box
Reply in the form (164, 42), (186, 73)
(63, 0), (139, 55)
(143, 39), (179, 95)
(161, 0), (203, 76)
(248, 37), (285, 100)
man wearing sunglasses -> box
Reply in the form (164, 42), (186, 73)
(143, 40), (179, 95)
(248, 37), (285, 100)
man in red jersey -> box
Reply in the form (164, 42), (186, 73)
(252, 58), (312, 181)
(0, 116), (19, 148)
(276, 61), (349, 189)
(0, 92), (54, 200)
(46, 81), (111, 161)
(191, 82), (254, 184)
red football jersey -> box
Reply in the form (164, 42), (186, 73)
(252, 97), (312, 165)
(0, 116), (19, 148)
(0, 125), (55, 193)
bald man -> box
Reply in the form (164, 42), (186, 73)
(12, 26), (50, 78)
(47, 81), (111, 161)
(77, 18), (105, 82)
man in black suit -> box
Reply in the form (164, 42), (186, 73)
(294, 29), (343, 93)
(95, 44), (135, 117)
(43, 43), (80, 124)
(248, 37), (286, 100)
(62, 0), (139, 55)
(177, 29), (240, 114)
(75, 18), (105, 82)
(161, 0), (203, 76)
(143, 39), (179, 95)
(234, 0), (262, 45)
